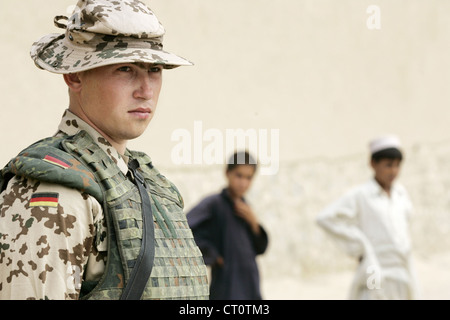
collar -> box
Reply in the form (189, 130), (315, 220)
(54, 109), (129, 175)
(367, 178), (402, 197)
(220, 188), (246, 204)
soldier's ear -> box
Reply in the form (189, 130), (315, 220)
(63, 73), (83, 93)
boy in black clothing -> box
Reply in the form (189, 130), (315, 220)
(187, 151), (269, 300)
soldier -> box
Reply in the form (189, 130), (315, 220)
(316, 135), (419, 300)
(0, 0), (209, 300)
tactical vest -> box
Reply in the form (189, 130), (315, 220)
(0, 130), (209, 300)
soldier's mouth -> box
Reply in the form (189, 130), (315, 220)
(128, 107), (152, 119)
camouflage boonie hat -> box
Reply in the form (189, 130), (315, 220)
(30, 0), (192, 74)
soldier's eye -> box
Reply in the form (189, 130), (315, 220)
(149, 66), (162, 73)
(117, 66), (132, 72)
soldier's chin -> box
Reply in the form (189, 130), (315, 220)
(120, 128), (148, 141)
(125, 132), (145, 141)
(126, 122), (153, 139)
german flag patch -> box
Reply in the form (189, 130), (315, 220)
(30, 192), (59, 208)
(43, 153), (71, 169)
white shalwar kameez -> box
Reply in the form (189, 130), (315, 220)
(317, 178), (419, 300)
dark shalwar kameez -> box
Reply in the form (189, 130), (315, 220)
(187, 188), (269, 300)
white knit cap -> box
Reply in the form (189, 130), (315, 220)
(369, 135), (402, 154)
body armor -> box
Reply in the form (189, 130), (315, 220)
(0, 130), (209, 300)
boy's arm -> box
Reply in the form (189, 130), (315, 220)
(316, 190), (370, 259)
(186, 199), (222, 266)
(234, 199), (268, 255)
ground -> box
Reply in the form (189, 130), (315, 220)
(261, 252), (450, 300)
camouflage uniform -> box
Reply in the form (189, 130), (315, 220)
(0, 111), (109, 299)
(0, 111), (209, 300)
(0, 0), (208, 300)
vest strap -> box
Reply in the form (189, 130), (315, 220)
(120, 159), (156, 300)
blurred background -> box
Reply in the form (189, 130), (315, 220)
(1, 0), (450, 299)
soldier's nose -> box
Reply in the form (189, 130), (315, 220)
(134, 76), (154, 100)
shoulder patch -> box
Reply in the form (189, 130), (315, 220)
(43, 153), (72, 169)
(30, 192), (59, 207)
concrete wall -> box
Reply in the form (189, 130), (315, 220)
(2, 1), (450, 166)
(166, 140), (450, 281)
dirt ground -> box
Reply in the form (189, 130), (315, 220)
(261, 252), (450, 300)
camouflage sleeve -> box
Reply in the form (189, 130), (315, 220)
(0, 175), (105, 300)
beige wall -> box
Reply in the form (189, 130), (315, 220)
(1, 1), (450, 166)
(2, 0), (450, 298)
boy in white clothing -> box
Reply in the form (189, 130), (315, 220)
(317, 135), (418, 300)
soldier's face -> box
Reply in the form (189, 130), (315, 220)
(75, 62), (162, 148)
